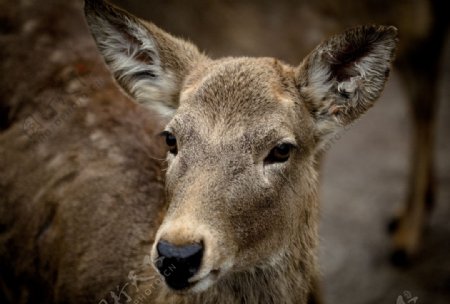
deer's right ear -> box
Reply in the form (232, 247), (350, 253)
(84, 0), (203, 118)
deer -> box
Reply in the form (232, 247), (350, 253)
(83, 0), (398, 303)
(0, 0), (398, 303)
(111, 0), (449, 266)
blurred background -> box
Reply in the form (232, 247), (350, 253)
(1, 0), (449, 303)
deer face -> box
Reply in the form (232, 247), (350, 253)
(152, 58), (319, 292)
(85, 0), (397, 294)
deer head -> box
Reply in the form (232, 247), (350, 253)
(85, 0), (397, 295)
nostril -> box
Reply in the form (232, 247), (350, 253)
(156, 240), (204, 290)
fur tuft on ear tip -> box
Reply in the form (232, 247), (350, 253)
(378, 25), (399, 41)
(84, 0), (139, 32)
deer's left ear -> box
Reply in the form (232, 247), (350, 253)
(296, 25), (398, 143)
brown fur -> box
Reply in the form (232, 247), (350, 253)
(83, 1), (396, 303)
(0, 0), (399, 303)
(109, 0), (449, 265)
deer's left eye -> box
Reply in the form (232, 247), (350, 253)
(161, 131), (178, 155)
(264, 143), (293, 164)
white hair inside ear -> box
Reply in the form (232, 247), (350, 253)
(297, 25), (398, 151)
(85, 0), (202, 118)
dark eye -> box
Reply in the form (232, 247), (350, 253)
(162, 131), (177, 155)
(265, 143), (293, 164)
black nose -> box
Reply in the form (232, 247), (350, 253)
(155, 240), (203, 290)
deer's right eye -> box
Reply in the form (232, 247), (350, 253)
(162, 131), (178, 155)
(264, 143), (294, 165)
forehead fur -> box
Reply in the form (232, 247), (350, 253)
(183, 58), (296, 115)
(174, 58), (302, 131)
(166, 57), (318, 153)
